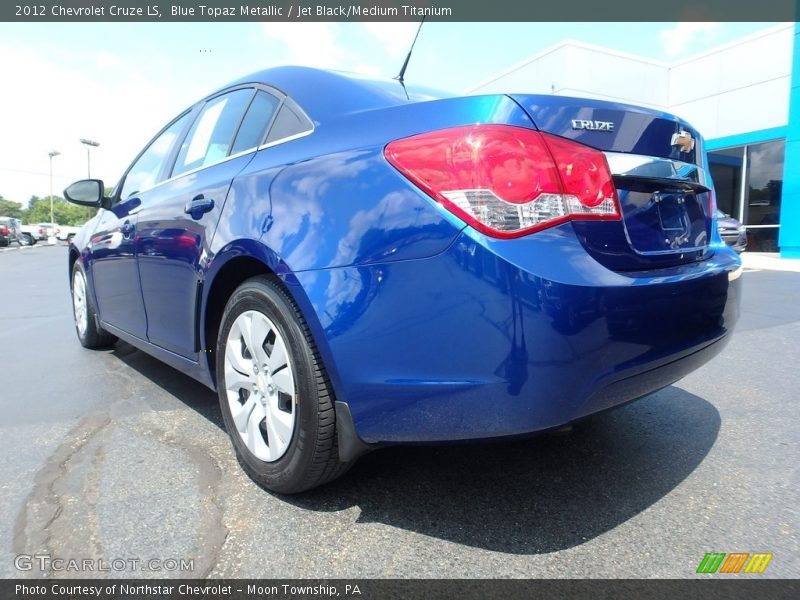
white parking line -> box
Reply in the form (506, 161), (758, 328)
(0, 243), (52, 253)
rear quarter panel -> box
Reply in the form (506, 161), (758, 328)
(204, 94), (534, 396)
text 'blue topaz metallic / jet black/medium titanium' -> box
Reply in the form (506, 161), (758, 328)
(64, 66), (741, 493)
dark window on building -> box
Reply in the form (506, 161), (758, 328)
(708, 139), (785, 252)
(745, 140), (784, 227)
(709, 147), (743, 219)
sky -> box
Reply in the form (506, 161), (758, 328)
(0, 21), (777, 206)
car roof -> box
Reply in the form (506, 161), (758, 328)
(213, 66), (452, 122)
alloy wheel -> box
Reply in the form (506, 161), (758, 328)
(224, 310), (296, 462)
(72, 270), (88, 337)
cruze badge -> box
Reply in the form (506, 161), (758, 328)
(571, 119), (614, 132)
(671, 130), (695, 152)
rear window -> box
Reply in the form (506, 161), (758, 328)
(265, 103), (312, 143)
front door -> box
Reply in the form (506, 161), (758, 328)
(88, 198), (145, 336)
(90, 110), (195, 338)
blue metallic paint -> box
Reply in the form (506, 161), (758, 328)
(68, 67), (742, 446)
(290, 224), (739, 442)
(511, 94), (704, 164)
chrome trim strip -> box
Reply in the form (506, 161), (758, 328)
(257, 126), (315, 151)
(169, 146), (259, 181)
(738, 149), (748, 224)
(118, 126), (315, 201)
(121, 147), (259, 199)
(604, 152), (711, 257)
(604, 152), (709, 188)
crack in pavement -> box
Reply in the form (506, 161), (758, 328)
(121, 416), (229, 579)
(12, 412), (111, 577)
(12, 355), (231, 579)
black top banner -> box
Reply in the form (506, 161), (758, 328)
(2, 0), (799, 22)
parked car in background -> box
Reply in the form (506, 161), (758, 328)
(0, 217), (23, 246)
(37, 222), (60, 239)
(716, 209), (746, 253)
(57, 225), (81, 242)
(19, 223), (46, 245)
(11, 218), (31, 245)
(63, 67), (742, 493)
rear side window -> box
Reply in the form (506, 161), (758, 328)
(120, 112), (193, 200)
(230, 91), (280, 155)
(265, 103), (312, 143)
(172, 88), (254, 177)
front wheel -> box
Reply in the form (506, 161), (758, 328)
(216, 276), (351, 494)
(71, 262), (117, 349)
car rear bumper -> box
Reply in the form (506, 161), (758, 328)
(293, 224), (742, 444)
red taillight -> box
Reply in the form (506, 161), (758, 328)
(0, 227), (8, 235)
(385, 124), (621, 238)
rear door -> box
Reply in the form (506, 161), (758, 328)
(511, 95), (713, 270)
(135, 87), (280, 359)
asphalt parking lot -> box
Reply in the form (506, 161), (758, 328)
(0, 243), (797, 579)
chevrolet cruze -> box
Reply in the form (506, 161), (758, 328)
(64, 67), (741, 493)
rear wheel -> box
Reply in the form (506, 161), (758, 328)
(216, 276), (351, 493)
(71, 262), (117, 349)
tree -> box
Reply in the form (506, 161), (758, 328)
(0, 196), (24, 219)
(23, 196), (92, 226)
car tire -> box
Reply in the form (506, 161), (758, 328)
(71, 261), (118, 349)
(26, 234), (36, 245)
(216, 275), (351, 494)
(19, 235), (31, 246)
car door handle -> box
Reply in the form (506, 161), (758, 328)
(184, 194), (215, 220)
(120, 220), (135, 237)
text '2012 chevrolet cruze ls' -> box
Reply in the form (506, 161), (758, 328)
(64, 67), (741, 493)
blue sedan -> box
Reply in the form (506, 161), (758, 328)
(64, 67), (741, 493)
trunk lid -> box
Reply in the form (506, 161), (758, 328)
(511, 94), (714, 270)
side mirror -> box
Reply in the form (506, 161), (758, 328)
(64, 179), (104, 207)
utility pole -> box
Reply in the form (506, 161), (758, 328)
(80, 138), (100, 177)
(48, 150), (60, 230)
(80, 139), (100, 222)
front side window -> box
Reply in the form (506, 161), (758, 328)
(120, 112), (192, 200)
(172, 88), (254, 177)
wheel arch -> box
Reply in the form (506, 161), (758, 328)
(201, 240), (345, 401)
(68, 246), (80, 283)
